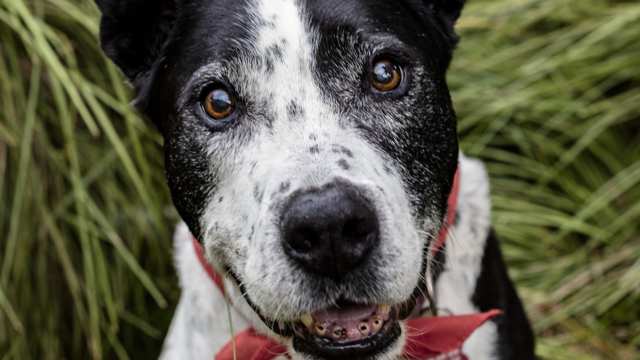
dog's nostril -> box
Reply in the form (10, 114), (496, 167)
(281, 182), (380, 279)
(342, 217), (372, 240)
(290, 227), (316, 252)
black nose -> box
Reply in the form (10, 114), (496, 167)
(281, 182), (379, 279)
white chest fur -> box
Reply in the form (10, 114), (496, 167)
(435, 155), (497, 359)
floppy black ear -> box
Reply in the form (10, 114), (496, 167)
(95, 0), (176, 83)
(432, 0), (465, 28)
(421, 0), (465, 49)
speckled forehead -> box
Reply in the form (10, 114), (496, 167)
(253, 0), (308, 40)
(249, 0), (322, 114)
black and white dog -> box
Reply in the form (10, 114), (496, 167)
(96, 0), (535, 358)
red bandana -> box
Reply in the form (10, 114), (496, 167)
(193, 168), (502, 360)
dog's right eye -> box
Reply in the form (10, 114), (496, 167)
(370, 59), (403, 93)
(202, 88), (235, 120)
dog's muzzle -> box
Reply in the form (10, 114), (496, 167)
(278, 181), (408, 357)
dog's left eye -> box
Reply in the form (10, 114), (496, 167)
(370, 59), (403, 92)
(202, 88), (235, 120)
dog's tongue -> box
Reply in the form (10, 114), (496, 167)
(311, 304), (381, 341)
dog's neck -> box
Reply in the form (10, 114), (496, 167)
(162, 153), (495, 359)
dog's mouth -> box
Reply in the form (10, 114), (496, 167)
(228, 261), (428, 358)
(269, 296), (422, 359)
(230, 268), (422, 356)
(292, 302), (401, 358)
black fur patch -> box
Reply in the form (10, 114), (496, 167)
(337, 159), (351, 170)
(308, 1), (460, 217)
(279, 181), (291, 193)
(472, 231), (536, 359)
(309, 145), (320, 154)
(96, 0), (176, 81)
(288, 101), (304, 120)
(332, 144), (354, 158)
(254, 184), (265, 203)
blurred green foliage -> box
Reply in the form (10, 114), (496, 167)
(0, 0), (638, 359)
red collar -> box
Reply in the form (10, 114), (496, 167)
(432, 166), (461, 256)
(192, 168), (501, 360)
(213, 310), (501, 360)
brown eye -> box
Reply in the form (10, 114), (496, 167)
(371, 59), (402, 92)
(203, 88), (235, 120)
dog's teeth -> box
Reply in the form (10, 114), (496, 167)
(315, 324), (327, 336)
(371, 316), (384, 332)
(277, 320), (286, 331)
(301, 313), (313, 328)
(359, 322), (371, 336)
(378, 304), (391, 315)
(331, 326), (346, 340)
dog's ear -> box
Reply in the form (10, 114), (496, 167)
(421, 0), (465, 49)
(95, 0), (176, 83)
(431, 0), (465, 28)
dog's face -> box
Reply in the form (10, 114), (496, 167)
(98, 0), (462, 357)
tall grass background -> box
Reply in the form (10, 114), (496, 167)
(0, 0), (638, 358)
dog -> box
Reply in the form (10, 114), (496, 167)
(96, 0), (535, 358)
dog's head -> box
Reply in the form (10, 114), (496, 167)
(97, 0), (463, 357)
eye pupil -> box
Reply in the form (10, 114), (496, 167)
(211, 90), (231, 110)
(204, 88), (235, 120)
(373, 61), (395, 84)
(371, 59), (402, 92)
